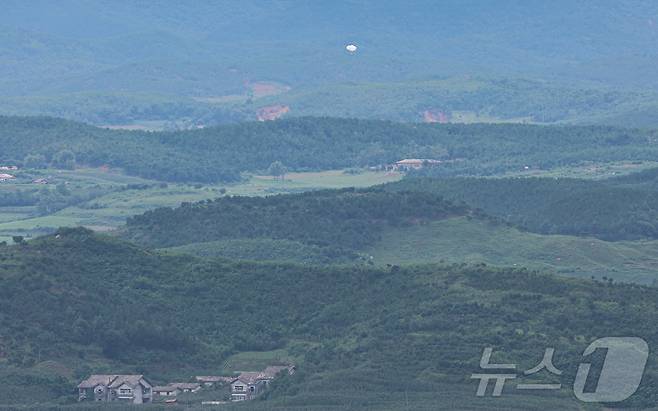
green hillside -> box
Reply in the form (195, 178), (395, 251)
(161, 238), (359, 264)
(3, 1), (658, 93)
(7, 1), (658, 409)
(391, 171), (658, 241)
(2, 227), (658, 409)
(0, 167), (399, 243)
(251, 77), (658, 126)
(366, 216), (658, 285)
(6, 77), (658, 128)
(124, 188), (468, 249)
(124, 182), (658, 284)
(4, 2), (658, 126)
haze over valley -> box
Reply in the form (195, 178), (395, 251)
(2, 2), (658, 410)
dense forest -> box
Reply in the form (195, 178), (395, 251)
(124, 166), (658, 251)
(5, 78), (658, 128)
(124, 188), (468, 250)
(254, 77), (658, 127)
(1, 227), (658, 409)
(392, 169), (658, 241)
(4, 1), (658, 100)
(3, 116), (658, 183)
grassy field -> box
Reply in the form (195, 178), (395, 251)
(366, 216), (658, 284)
(0, 168), (401, 242)
(500, 160), (658, 179)
(2, 159), (655, 243)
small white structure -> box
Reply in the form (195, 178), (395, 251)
(153, 386), (179, 397)
(391, 159), (441, 171)
(0, 173), (15, 181)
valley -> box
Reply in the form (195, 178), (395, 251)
(3, 2), (658, 409)
(0, 167), (400, 243)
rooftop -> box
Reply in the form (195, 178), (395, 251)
(153, 386), (178, 392)
(78, 375), (117, 389)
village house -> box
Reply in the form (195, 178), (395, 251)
(230, 365), (295, 401)
(77, 375), (153, 404)
(390, 158), (442, 171)
(230, 372), (267, 401)
(153, 386), (179, 398)
(0, 173), (15, 181)
(151, 382), (202, 401)
(0, 166), (18, 171)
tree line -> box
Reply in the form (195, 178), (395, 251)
(3, 115), (658, 182)
(125, 188), (468, 250)
(391, 169), (658, 240)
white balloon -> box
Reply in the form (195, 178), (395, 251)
(345, 44), (358, 53)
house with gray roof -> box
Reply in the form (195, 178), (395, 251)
(153, 385), (179, 398)
(230, 372), (267, 401)
(230, 365), (295, 401)
(77, 375), (153, 403)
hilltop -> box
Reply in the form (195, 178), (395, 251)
(122, 176), (658, 284)
(1, 227), (658, 409)
(123, 188), (469, 249)
(250, 77), (658, 127)
(390, 169), (658, 241)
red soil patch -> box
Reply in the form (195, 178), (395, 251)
(422, 109), (450, 123)
(257, 105), (290, 121)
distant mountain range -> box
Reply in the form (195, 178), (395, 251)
(2, 1), (658, 126)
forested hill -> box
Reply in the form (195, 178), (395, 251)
(2, 227), (658, 408)
(391, 169), (658, 241)
(123, 188), (469, 249)
(3, 1), (658, 95)
(3, 115), (658, 182)
(4, 1), (658, 126)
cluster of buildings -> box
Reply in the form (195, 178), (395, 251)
(77, 375), (154, 404)
(0, 166), (18, 182)
(77, 365), (295, 404)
